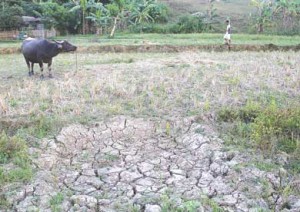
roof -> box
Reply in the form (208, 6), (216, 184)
(22, 16), (41, 23)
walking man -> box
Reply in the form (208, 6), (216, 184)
(224, 20), (231, 50)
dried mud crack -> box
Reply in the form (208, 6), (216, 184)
(2, 117), (300, 211)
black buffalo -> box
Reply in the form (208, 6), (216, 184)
(21, 38), (77, 78)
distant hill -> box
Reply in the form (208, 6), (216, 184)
(160, 0), (254, 33)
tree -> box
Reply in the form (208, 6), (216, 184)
(274, 0), (300, 33)
(70, 0), (89, 34)
(130, 0), (168, 25)
(130, 0), (155, 26)
(0, 1), (24, 30)
(39, 2), (75, 34)
(204, 0), (218, 31)
(250, 0), (274, 33)
(86, 1), (110, 34)
(106, 0), (127, 37)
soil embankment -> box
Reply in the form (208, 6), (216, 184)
(1, 43), (300, 54)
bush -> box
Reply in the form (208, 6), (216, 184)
(251, 106), (300, 153)
(0, 131), (28, 163)
(129, 23), (168, 33)
(217, 101), (300, 172)
(0, 5), (23, 30)
(0, 131), (32, 186)
(129, 15), (205, 34)
(169, 15), (205, 33)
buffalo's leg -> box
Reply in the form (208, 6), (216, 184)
(30, 62), (34, 76)
(25, 59), (33, 76)
(48, 60), (53, 78)
(39, 62), (44, 79)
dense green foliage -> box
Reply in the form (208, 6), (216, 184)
(0, 3), (24, 30)
(0, 0), (300, 35)
(250, 0), (300, 35)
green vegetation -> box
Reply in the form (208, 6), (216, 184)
(0, 132), (32, 186)
(160, 193), (224, 212)
(217, 100), (300, 173)
(0, 45), (299, 209)
(161, 194), (202, 212)
(2, 33), (300, 50)
(1, 0), (300, 36)
(50, 192), (64, 212)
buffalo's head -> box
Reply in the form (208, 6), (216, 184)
(55, 40), (77, 52)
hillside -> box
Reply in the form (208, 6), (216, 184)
(161, 0), (254, 32)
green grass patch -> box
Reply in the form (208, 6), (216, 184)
(0, 131), (32, 186)
(161, 194), (202, 212)
(1, 33), (300, 49)
(217, 100), (300, 173)
(61, 33), (300, 46)
(50, 193), (64, 212)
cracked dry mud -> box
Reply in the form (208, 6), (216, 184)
(3, 117), (300, 212)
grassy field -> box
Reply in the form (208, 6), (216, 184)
(1, 33), (300, 50)
(1, 50), (299, 132)
(0, 37), (299, 208)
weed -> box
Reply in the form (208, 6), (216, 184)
(180, 200), (202, 212)
(253, 161), (279, 172)
(0, 194), (10, 210)
(50, 193), (64, 212)
(233, 164), (246, 173)
(0, 132), (32, 186)
(202, 197), (225, 212)
(104, 153), (119, 162)
(251, 106), (300, 154)
(29, 114), (56, 138)
(0, 131), (28, 163)
(217, 101), (300, 173)
(161, 194), (177, 212)
(195, 127), (204, 134)
(160, 194), (204, 212)
(104, 58), (134, 64)
(165, 122), (171, 136)
(128, 204), (141, 212)
(217, 101), (261, 123)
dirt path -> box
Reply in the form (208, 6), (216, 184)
(4, 117), (299, 211)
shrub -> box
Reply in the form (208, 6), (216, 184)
(169, 15), (205, 34)
(0, 131), (28, 164)
(0, 5), (23, 30)
(0, 132), (32, 186)
(251, 106), (300, 153)
(217, 101), (300, 172)
(129, 15), (205, 34)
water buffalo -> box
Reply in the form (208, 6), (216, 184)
(21, 38), (77, 78)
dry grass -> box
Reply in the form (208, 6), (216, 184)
(0, 51), (299, 136)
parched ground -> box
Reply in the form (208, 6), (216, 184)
(0, 50), (300, 211)
(3, 116), (299, 212)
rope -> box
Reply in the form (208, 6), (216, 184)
(75, 50), (78, 74)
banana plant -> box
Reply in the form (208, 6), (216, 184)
(250, 0), (274, 33)
(70, 0), (88, 34)
(106, 0), (127, 38)
(86, 2), (110, 34)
